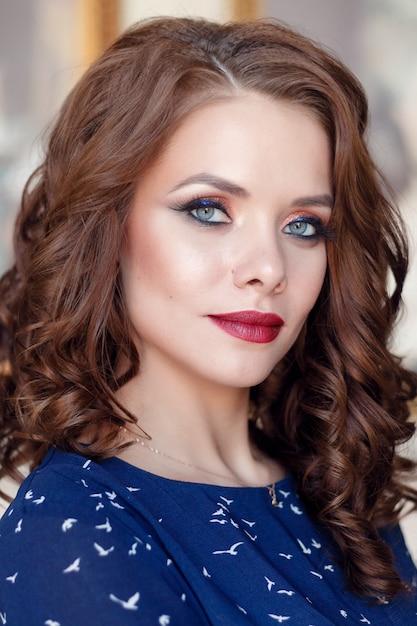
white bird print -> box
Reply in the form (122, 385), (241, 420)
(109, 592), (140, 610)
(310, 571), (323, 580)
(213, 542), (244, 556)
(96, 502), (104, 511)
(290, 504), (303, 515)
(129, 542), (138, 556)
(33, 496), (46, 505)
(106, 490), (117, 500)
(324, 564), (334, 572)
(94, 543), (115, 556)
(202, 567), (211, 578)
(167, 559), (173, 566)
(24, 489), (33, 500)
(277, 590), (295, 597)
(126, 486), (140, 492)
(212, 507), (226, 516)
(6, 572), (18, 584)
(110, 500), (125, 510)
(181, 594), (186, 602)
(296, 539), (312, 554)
(268, 615), (290, 622)
(159, 616), (170, 626)
(210, 519), (227, 525)
(146, 543), (152, 551)
(62, 518), (78, 532)
(14, 519), (22, 533)
(340, 610), (348, 618)
(45, 621), (61, 626)
(311, 539), (321, 549)
(244, 530), (257, 541)
(278, 490), (290, 498)
(264, 576), (275, 591)
(90, 493), (102, 499)
(242, 519), (256, 527)
(63, 558), (81, 574)
(219, 496), (233, 505)
(95, 517), (112, 533)
(359, 615), (371, 624)
(81, 479), (88, 488)
(82, 460), (91, 469)
(278, 553), (293, 560)
(0, 613), (5, 625)
(230, 519), (240, 529)
(237, 605), (247, 615)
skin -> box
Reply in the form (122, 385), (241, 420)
(116, 93), (333, 486)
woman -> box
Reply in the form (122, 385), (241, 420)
(0, 17), (416, 625)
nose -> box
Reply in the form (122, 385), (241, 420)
(231, 227), (287, 295)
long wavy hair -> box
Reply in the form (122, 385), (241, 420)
(0, 17), (416, 600)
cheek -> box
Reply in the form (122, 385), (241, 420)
(292, 248), (327, 312)
(122, 221), (177, 293)
(122, 224), (225, 302)
(308, 254), (327, 307)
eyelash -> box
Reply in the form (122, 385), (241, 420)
(171, 196), (334, 240)
(170, 197), (231, 226)
(282, 216), (334, 241)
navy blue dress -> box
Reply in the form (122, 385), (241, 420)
(0, 447), (416, 625)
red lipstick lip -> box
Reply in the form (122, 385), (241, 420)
(211, 310), (284, 326)
(208, 310), (284, 344)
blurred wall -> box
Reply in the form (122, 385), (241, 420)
(0, 0), (84, 273)
(120, 0), (232, 26)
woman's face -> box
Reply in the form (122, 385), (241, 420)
(121, 94), (332, 389)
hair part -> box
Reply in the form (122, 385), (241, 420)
(0, 16), (416, 600)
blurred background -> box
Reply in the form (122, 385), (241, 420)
(0, 0), (416, 545)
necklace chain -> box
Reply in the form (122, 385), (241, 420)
(121, 427), (279, 507)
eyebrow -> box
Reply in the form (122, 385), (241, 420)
(170, 172), (333, 210)
(170, 173), (249, 198)
(290, 194), (334, 210)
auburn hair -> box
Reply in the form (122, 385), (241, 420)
(0, 17), (416, 600)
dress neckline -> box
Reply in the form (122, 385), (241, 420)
(99, 452), (292, 493)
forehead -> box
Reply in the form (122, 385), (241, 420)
(146, 94), (330, 186)
(156, 94), (327, 159)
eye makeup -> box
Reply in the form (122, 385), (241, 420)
(169, 193), (334, 240)
(282, 214), (334, 241)
(170, 196), (232, 226)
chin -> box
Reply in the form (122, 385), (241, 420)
(216, 367), (276, 390)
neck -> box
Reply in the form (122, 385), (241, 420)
(115, 361), (285, 487)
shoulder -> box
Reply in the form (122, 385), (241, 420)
(0, 448), (208, 625)
(0, 447), (163, 556)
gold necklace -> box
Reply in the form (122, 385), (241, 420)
(121, 427), (279, 507)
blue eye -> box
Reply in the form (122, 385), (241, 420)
(172, 197), (231, 225)
(193, 205), (216, 221)
(283, 216), (331, 240)
(191, 202), (225, 222)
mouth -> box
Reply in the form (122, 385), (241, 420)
(208, 310), (284, 344)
